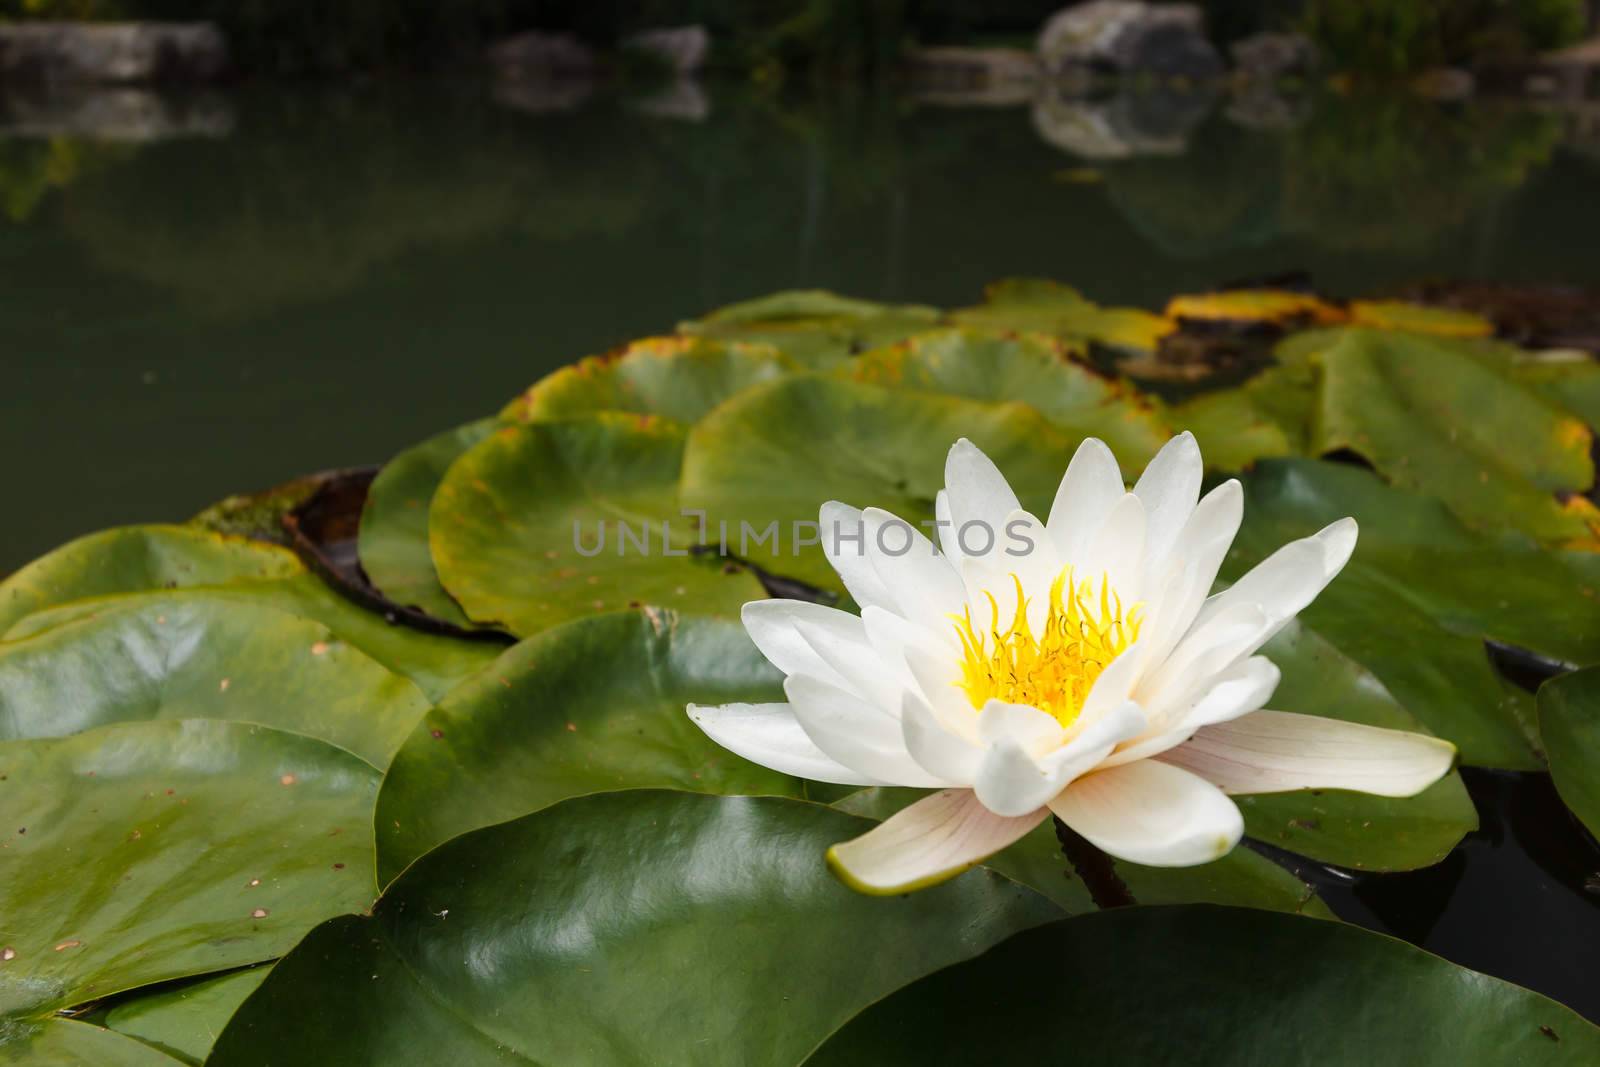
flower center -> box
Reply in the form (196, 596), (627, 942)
(952, 568), (1142, 728)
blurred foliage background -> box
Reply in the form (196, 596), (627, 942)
(0, 0), (1589, 76)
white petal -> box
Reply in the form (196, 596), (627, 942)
(903, 643), (977, 729)
(1159, 709), (1456, 797)
(1072, 642), (1145, 736)
(1046, 437), (1124, 562)
(973, 699), (1144, 817)
(1137, 600), (1268, 709)
(944, 439), (1021, 549)
(860, 506), (966, 620)
(1193, 517), (1358, 651)
(687, 703), (883, 785)
(1076, 491), (1147, 599)
(794, 618), (904, 711)
(1103, 656), (1280, 767)
(827, 788), (1047, 895)
(977, 699), (1065, 750)
(819, 501), (896, 612)
(1137, 479), (1243, 661)
(934, 489), (959, 560)
(1132, 431), (1202, 573)
(741, 599), (865, 690)
(784, 674), (943, 787)
(1049, 758), (1244, 867)
(901, 692), (981, 784)
(861, 604), (957, 669)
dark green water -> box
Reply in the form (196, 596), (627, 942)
(4, 82), (1600, 571)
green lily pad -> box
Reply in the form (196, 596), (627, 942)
(0, 1017), (184, 1065)
(845, 328), (1170, 466)
(375, 611), (797, 883)
(1230, 459), (1600, 768)
(1537, 667), (1600, 839)
(0, 720), (378, 1019)
(208, 792), (1061, 1067)
(1309, 329), (1598, 544)
(680, 290), (942, 369)
(832, 787), (1329, 917)
(0, 596), (430, 769)
(432, 415), (766, 636)
(1515, 358), (1600, 429)
(680, 375), (1082, 595)
(949, 278), (1173, 352)
(810, 907), (1600, 1064)
(0, 526), (301, 636)
(104, 967), (270, 1066)
(502, 336), (791, 424)
(3, 580), (500, 705)
(358, 418), (501, 627)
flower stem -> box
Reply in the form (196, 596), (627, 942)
(1053, 815), (1136, 909)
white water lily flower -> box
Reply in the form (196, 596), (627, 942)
(688, 433), (1456, 894)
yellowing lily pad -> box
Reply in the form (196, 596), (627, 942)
(950, 277), (1173, 352)
(0, 526), (300, 636)
(845, 328), (1170, 466)
(1346, 300), (1495, 338)
(375, 611), (798, 882)
(502, 335), (792, 423)
(1166, 289), (1344, 325)
(431, 415), (765, 636)
(358, 418), (501, 627)
(680, 290), (940, 369)
(1310, 329), (1597, 544)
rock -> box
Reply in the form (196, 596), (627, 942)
(628, 79), (710, 122)
(487, 31), (596, 81)
(905, 47), (1038, 106)
(1037, 1), (1223, 83)
(1032, 83), (1214, 158)
(621, 25), (709, 75)
(1225, 85), (1311, 131)
(0, 22), (227, 84)
(1411, 67), (1474, 100)
(0, 86), (233, 140)
(1229, 32), (1316, 81)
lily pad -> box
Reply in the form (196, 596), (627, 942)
(0, 526), (300, 636)
(810, 907), (1600, 1064)
(681, 375), (1083, 595)
(208, 791), (1061, 1067)
(358, 418), (501, 627)
(950, 278), (1173, 352)
(1309, 329), (1598, 544)
(833, 788), (1329, 917)
(0, 720), (378, 1019)
(1537, 667), (1600, 839)
(3, 580), (500, 704)
(1165, 289), (1344, 326)
(103, 967), (270, 1066)
(0, 596), (430, 769)
(845, 328), (1170, 465)
(0, 1017), (184, 1065)
(1229, 459), (1600, 768)
(375, 611), (798, 882)
(502, 336), (791, 424)
(1346, 300), (1495, 338)
(431, 415), (766, 636)
(680, 290), (940, 369)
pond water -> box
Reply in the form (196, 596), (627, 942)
(3, 80), (1599, 1020)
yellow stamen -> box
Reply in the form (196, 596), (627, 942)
(952, 567), (1142, 728)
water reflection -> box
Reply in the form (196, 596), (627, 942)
(1, 81), (1598, 570)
